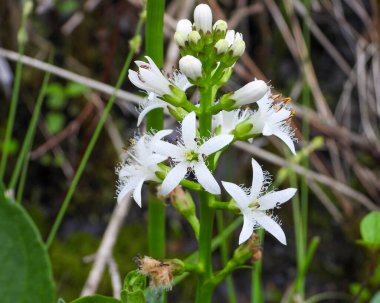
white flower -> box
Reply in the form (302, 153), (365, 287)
(128, 56), (172, 96)
(213, 109), (250, 135)
(222, 159), (296, 245)
(225, 30), (243, 46)
(231, 79), (269, 107)
(117, 130), (172, 207)
(194, 4), (212, 33)
(136, 72), (192, 126)
(179, 55), (202, 80)
(154, 112), (233, 195)
(248, 96), (296, 154)
(176, 19), (193, 35)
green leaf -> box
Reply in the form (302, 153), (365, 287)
(121, 270), (147, 303)
(65, 82), (89, 97)
(0, 195), (55, 303)
(46, 112), (65, 134)
(70, 295), (121, 303)
(56, 0), (79, 15)
(360, 212), (380, 250)
(46, 83), (67, 110)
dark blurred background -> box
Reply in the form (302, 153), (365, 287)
(1, 0), (379, 302)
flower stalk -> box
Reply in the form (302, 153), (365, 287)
(120, 3), (298, 302)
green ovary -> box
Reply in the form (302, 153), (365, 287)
(186, 150), (199, 162)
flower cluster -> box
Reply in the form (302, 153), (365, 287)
(117, 4), (297, 246)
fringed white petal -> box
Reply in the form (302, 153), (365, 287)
(193, 161), (220, 195)
(257, 188), (297, 210)
(198, 135), (233, 156)
(161, 163), (188, 196)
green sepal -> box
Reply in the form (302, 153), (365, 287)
(168, 106), (189, 121)
(218, 93), (235, 109)
(234, 120), (253, 137)
(162, 85), (188, 106)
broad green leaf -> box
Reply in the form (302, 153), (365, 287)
(70, 295), (121, 303)
(0, 195), (55, 303)
(46, 112), (65, 134)
(360, 212), (380, 249)
(370, 291), (380, 303)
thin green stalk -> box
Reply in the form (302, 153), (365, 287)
(196, 87), (215, 303)
(166, 218), (244, 286)
(252, 229), (264, 303)
(16, 153), (28, 203)
(9, 70), (51, 191)
(45, 14), (145, 249)
(216, 211), (237, 303)
(289, 170), (305, 298)
(0, 2), (31, 182)
(301, 0), (311, 257)
(145, 0), (166, 265)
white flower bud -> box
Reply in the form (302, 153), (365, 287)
(214, 39), (229, 54)
(174, 32), (187, 47)
(188, 30), (201, 45)
(194, 4), (212, 33)
(213, 20), (227, 33)
(176, 19), (193, 35)
(230, 39), (245, 57)
(231, 80), (269, 106)
(179, 55), (202, 80)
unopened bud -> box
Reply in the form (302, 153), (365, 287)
(194, 4), (212, 33)
(188, 30), (201, 45)
(231, 80), (269, 107)
(230, 39), (246, 57)
(176, 19), (193, 35)
(213, 20), (227, 33)
(174, 31), (187, 47)
(214, 39), (229, 54)
(179, 55), (202, 80)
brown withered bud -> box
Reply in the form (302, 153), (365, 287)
(134, 255), (182, 291)
(248, 233), (263, 263)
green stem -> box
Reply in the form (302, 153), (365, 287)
(9, 70), (51, 190)
(45, 14), (145, 249)
(252, 229), (264, 303)
(196, 86), (215, 303)
(0, 3), (29, 183)
(289, 169), (305, 297)
(301, 0), (311, 256)
(216, 211), (237, 303)
(145, 0), (166, 266)
(173, 217), (243, 286)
